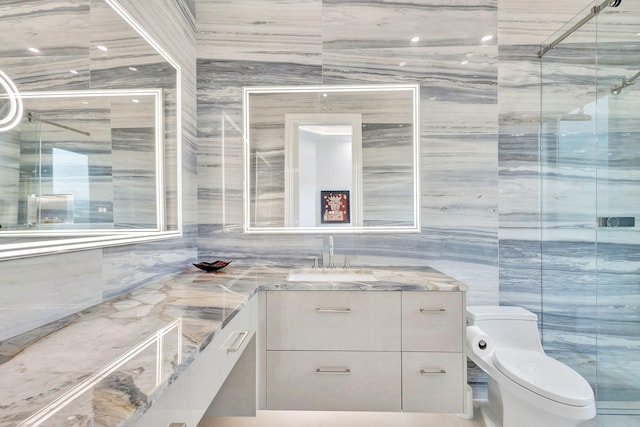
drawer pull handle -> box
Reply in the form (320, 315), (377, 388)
(420, 369), (447, 376)
(316, 368), (351, 375)
(419, 308), (446, 313)
(316, 308), (352, 313)
(227, 330), (249, 352)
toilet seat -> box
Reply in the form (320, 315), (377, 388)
(494, 349), (594, 407)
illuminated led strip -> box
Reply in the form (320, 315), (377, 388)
(0, 70), (24, 132)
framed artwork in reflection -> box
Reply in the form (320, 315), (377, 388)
(321, 190), (350, 224)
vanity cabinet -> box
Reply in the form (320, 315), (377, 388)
(401, 292), (465, 413)
(264, 291), (401, 411)
(262, 290), (466, 414)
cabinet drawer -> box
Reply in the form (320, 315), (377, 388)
(266, 291), (401, 351)
(266, 350), (401, 411)
(402, 292), (463, 352)
(190, 296), (256, 425)
(402, 352), (464, 413)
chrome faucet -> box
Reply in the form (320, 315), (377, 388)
(328, 235), (335, 268)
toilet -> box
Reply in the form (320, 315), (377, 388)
(466, 306), (596, 427)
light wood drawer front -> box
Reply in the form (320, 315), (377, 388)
(266, 350), (401, 411)
(402, 352), (464, 413)
(266, 291), (401, 351)
(402, 292), (463, 352)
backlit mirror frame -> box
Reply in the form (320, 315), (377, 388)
(0, 0), (182, 260)
(243, 84), (420, 234)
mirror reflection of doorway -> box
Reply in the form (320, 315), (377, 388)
(285, 114), (362, 227)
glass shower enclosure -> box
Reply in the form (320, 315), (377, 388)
(540, 0), (640, 419)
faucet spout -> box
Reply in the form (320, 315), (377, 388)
(328, 236), (334, 268)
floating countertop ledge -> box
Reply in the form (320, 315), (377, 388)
(0, 265), (467, 427)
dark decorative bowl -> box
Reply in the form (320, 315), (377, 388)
(193, 260), (231, 272)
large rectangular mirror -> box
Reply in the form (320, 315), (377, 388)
(0, 0), (181, 259)
(243, 84), (420, 233)
(1, 89), (163, 234)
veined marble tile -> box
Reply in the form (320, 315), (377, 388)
(323, 0), (497, 49)
(0, 250), (103, 342)
(0, 0), (90, 57)
(196, 0), (322, 64)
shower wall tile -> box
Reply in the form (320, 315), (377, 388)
(0, 133), (20, 229)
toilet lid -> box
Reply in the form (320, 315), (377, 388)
(494, 349), (594, 407)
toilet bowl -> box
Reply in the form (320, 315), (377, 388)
(466, 306), (596, 427)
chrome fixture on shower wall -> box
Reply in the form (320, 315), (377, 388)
(610, 70), (640, 95)
(27, 112), (90, 137)
(538, 0), (622, 58)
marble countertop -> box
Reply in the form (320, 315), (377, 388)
(0, 265), (467, 427)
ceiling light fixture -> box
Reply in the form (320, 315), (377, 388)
(28, 47), (40, 53)
(399, 61), (407, 67)
(481, 34), (493, 42)
(97, 45), (108, 52)
(411, 36), (420, 43)
(70, 70), (79, 75)
(128, 66), (138, 71)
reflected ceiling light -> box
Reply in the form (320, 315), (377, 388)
(322, 93), (328, 97)
(461, 60), (469, 65)
(81, 101), (89, 105)
(70, 70), (79, 75)
(0, 70), (24, 132)
(132, 99), (140, 103)
(399, 61), (407, 67)
(28, 47), (40, 53)
(481, 34), (493, 42)
(411, 36), (420, 43)
(97, 45), (108, 51)
(128, 66), (138, 71)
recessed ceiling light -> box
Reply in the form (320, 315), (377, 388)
(481, 34), (493, 42)
(97, 45), (108, 52)
(70, 70), (79, 75)
(28, 47), (40, 53)
(411, 36), (420, 43)
(128, 66), (138, 71)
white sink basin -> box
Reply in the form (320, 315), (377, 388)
(286, 268), (378, 282)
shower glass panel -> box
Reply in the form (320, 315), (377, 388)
(540, 0), (640, 418)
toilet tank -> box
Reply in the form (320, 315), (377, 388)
(467, 306), (544, 353)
